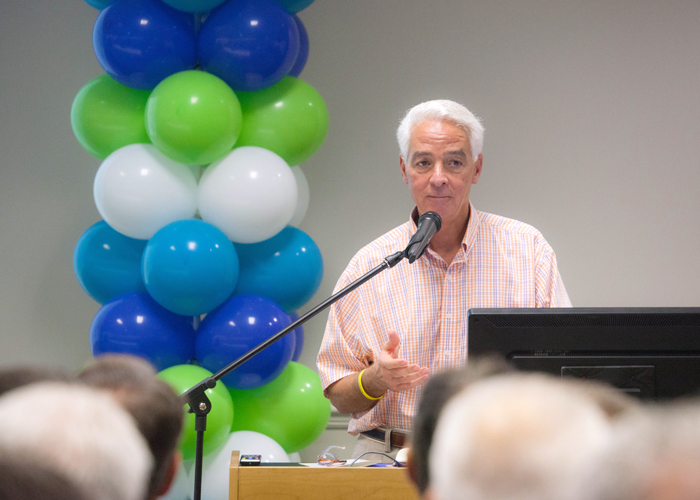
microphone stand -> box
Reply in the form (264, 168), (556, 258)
(182, 249), (406, 500)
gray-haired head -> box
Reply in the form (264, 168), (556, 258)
(584, 403), (700, 500)
(0, 382), (153, 500)
(409, 357), (514, 494)
(430, 373), (612, 500)
(78, 354), (184, 500)
(397, 100), (484, 162)
(0, 456), (90, 500)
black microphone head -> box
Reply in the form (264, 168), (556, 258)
(405, 211), (443, 263)
(419, 211), (442, 232)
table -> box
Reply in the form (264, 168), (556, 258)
(228, 450), (421, 500)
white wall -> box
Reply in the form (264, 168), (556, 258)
(1, 0), (102, 367)
(294, 0), (700, 368)
(2, 0), (700, 453)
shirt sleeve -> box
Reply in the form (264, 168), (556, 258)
(316, 257), (372, 397)
(534, 237), (572, 308)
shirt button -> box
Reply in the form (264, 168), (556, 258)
(445, 313), (452, 319)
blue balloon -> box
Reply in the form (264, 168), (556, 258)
(90, 292), (196, 371)
(93, 0), (197, 90)
(288, 15), (308, 77)
(85, 0), (114, 9)
(198, 0), (300, 91)
(142, 219), (239, 316)
(74, 221), (147, 304)
(289, 311), (304, 361)
(196, 294), (294, 389)
(161, 0), (227, 13)
(233, 227), (323, 312)
(274, 0), (314, 14)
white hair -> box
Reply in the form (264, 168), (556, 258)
(0, 382), (153, 500)
(429, 374), (612, 500)
(396, 99), (485, 162)
(583, 403), (700, 500)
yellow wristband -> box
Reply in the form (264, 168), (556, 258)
(358, 369), (384, 400)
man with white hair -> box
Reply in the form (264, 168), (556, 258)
(317, 100), (571, 459)
(429, 374), (611, 500)
(0, 382), (153, 500)
(584, 403), (700, 500)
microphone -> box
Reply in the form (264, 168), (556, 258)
(405, 211), (442, 263)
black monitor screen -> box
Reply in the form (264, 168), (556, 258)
(467, 308), (700, 400)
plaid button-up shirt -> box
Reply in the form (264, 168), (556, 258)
(317, 203), (571, 434)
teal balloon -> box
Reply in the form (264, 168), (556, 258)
(233, 227), (322, 312)
(161, 0), (227, 13)
(142, 219), (239, 316)
(85, 0), (114, 9)
(74, 221), (147, 304)
(274, 0), (314, 13)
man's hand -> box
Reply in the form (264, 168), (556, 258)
(362, 331), (430, 397)
(325, 330), (430, 414)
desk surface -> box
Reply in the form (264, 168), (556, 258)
(229, 451), (420, 500)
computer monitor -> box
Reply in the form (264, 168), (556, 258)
(467, 307), (700, 400)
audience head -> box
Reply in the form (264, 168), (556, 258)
(78, 355), (184, 500)
(565, 377), (639, 420)
(409, 357), (513, 494)
(0, 365), (74, 397)
(0, 382), (152, 500)
(397, 99), (485, 162)
(429, 373), (612, 500)
(0, 456), (90, 500)
(586, 402), (700, 500)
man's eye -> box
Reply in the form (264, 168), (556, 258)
(449, 160), (463, 167)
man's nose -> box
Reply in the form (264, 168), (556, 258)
(430, 162), (448, 186)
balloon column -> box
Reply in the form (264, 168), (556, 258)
(72, 0), (331, 477)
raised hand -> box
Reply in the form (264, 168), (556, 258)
(364, 330), (430, 396)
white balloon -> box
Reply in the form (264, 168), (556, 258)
(192, 431), (289, 500)
(288, 452), (302, 463)
(94, 144), (198, 239)
(157, 462), (192, 500)
(198, 147), (297, 244)
(289, 166), (310, 228)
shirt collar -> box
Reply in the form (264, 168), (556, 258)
(408, 202), (481, 263)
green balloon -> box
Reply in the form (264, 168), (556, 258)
(228, 361), (330, 453)
(71, 74), (151, 160)
(236, 76), (329, 166)
(157, 364), (234, 461)
(146, 70), (242, 165)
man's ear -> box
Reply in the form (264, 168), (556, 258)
(400, 155), (409, 185)
(406, 447), (419, 486)
(154, 451), (181, 499)
(472, 153), (483, 184)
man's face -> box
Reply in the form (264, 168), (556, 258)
(400, 120), (482, 227)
